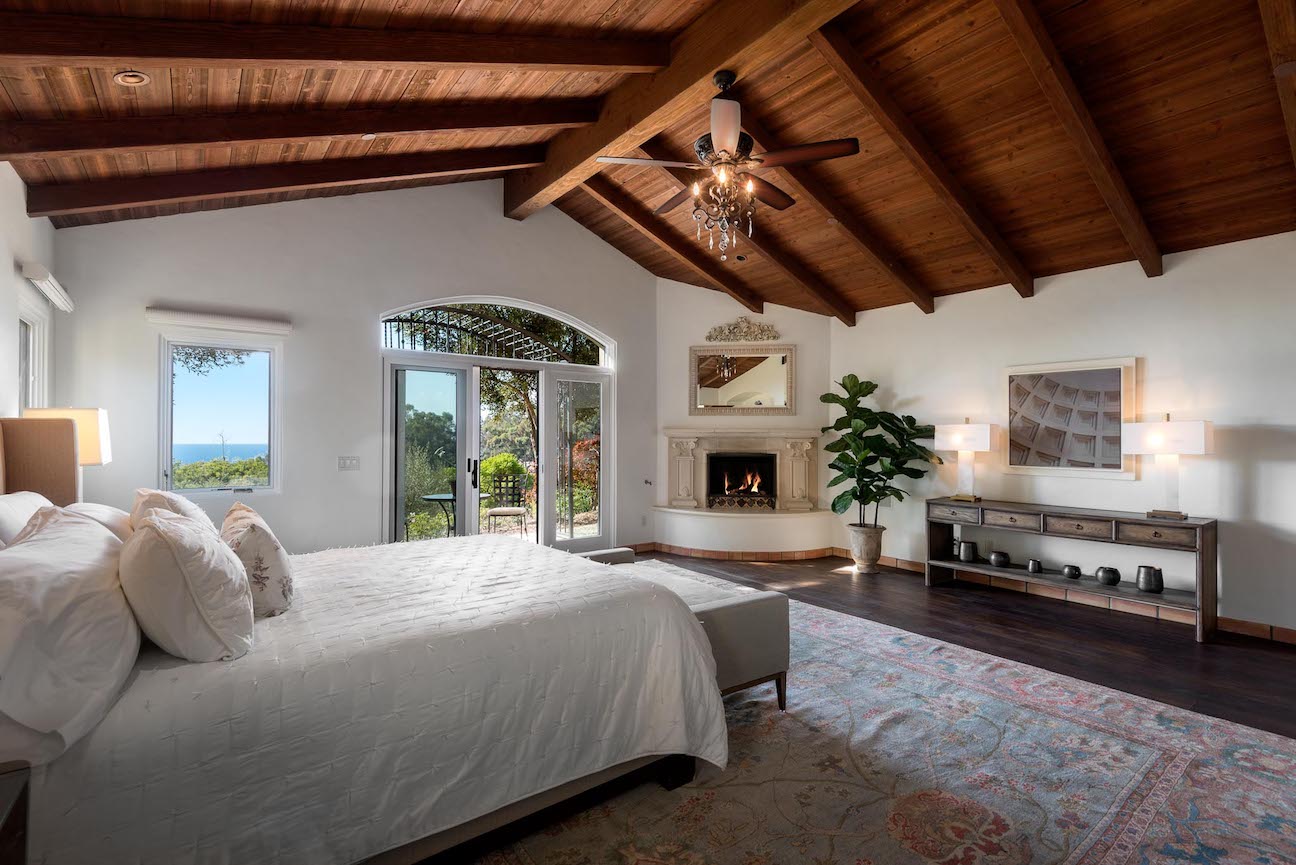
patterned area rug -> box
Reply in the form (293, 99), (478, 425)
(477, 560), (1296, 865)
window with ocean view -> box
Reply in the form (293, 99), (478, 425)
(167, 344), (273, 491)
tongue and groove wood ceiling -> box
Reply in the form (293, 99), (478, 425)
(2, 0), (1294, 321)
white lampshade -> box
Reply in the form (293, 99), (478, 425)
(22, 407), (112, 466)
(1121, 420), (1213, 456)
(934, 423), (994, 452)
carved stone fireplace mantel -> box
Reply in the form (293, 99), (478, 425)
(664, 427), (819, 511)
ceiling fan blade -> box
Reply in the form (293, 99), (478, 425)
(654, 185), (695, 215)
(596, 156), (701, 168)
(746, 175), (794, 211)
(711, 96), (742, 155)
(754, 138), (859, 168)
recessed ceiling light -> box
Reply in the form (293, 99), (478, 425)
(735, 255), (748, 262)
(113, 70), (151, 87)
(360, 133), (377, 141)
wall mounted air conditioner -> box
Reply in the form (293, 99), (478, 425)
(21, 263), (75, 313)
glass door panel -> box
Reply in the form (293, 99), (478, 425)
(553, 378), (604, 547)
(394, 367), (467, 541)
(478, 367), (540, 543)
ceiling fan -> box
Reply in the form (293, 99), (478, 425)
(596, 70), (859, 259)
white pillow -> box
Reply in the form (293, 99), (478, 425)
(221, 503), (293, 618)
(67, 502), (133, 542)
(120, 508), (253, 662)
(129, 488), (217, 534)
(0, 491), (53, 545)
(0, 507), (139, 765)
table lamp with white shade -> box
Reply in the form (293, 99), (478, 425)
(21, 407), (112, 500)
(1121, 415), (1213, 520)
(934, 420), (996, 503)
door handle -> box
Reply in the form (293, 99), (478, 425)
(467, 457), (480, 490)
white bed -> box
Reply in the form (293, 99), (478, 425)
(29, 534), (729, 865)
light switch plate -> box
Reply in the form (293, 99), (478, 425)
(338, 456), (360, 471)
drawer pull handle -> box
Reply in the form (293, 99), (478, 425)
(1075, 523), (1084, 531)
(1153, 531), (1162, 538)
(1008, 516), (1017, 523)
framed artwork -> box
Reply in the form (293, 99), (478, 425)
(1004, 357), (1137, 479)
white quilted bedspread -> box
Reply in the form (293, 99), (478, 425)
(30, 536), (728, 865)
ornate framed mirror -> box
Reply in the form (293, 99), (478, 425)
(689, 344), (795, 416)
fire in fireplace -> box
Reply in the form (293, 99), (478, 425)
(707, 452), (776, 510)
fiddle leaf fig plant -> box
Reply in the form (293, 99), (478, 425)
(820, 375), (941, 527)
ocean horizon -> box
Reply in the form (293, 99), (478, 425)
(173, 443), (268, 464)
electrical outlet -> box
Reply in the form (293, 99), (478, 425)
(337, 456), (360, 471)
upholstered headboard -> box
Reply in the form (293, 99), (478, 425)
(0, 418), (79, 506)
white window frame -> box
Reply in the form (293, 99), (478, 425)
(17, 281), (51, 410)
(157, 327), (284, 496)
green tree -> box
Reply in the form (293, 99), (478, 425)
(821, 375), (941, 527)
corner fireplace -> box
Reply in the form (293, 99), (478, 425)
(707, 452), (776, 510)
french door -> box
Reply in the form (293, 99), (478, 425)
(385, 355), (612, 551)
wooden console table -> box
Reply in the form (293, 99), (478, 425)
(925, 496), (1218, 642)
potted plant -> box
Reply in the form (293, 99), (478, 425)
(820, 375), (941, 574)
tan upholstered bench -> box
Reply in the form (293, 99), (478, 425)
(581, 552), (790, 710)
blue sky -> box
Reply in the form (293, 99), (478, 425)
(173, 350), (270, 444)
(405, 369), (460, 417)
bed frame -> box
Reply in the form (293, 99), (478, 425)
(2, 416), (696, 864)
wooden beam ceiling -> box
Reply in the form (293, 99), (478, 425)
(503, 0), (861, 220)
(26, 146), (544, 217)
(809, 25), (1035, 299)
(1259, 0), (1296, 171)
(740, 114), (936, 314)
(639, 138), (857, 326)
(991, 0), (1163, 278)
(580, 175), (765, 314)
(0, 11), (670, 72)
(0, 101), (599, 162)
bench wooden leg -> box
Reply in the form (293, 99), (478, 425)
(775, 671), (787, 711)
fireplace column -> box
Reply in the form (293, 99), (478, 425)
(669, 437), (700, 508)
(783, 438), (814, 511)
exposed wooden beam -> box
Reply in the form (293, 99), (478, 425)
(810, 25), (1035, 299)
(504, 0), (860, 220)
(580, 175), (764, 314)
(639, 138), (856, 325)
(0, 100), (599, 162)
(26, 146), (543, 217)
(741, 114), (935, 314)
(990, 0), (1162, 278)
(1259, 0), (1296, 171)
(0, 11), (670, 72)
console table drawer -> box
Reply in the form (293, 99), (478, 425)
(928, 503), (980, 525)
(1045, 515), (1114, 540)
(1117, 522), (1198, 550)
(983, 509), (1041, 531)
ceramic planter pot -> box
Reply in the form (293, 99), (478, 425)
(847, 524), (886, 574)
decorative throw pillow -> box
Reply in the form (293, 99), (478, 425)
(221, 502), (293, 617)
(129, 488), (217, 534)
(67, 502), (133, 542)
(120, 508), (253, 662)
(0, 507), (139, 765)
(0, 491), (53, 545)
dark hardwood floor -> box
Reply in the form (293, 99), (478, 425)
(648, 553), (1296, 740)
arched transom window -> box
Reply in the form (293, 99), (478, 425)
(383, 302), (605, 366)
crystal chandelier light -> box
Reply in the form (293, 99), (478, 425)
(718, 354), (738, 381)
(692, 167), (755, 261)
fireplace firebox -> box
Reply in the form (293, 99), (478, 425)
(707, 452), (777, 510)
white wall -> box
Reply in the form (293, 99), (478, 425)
(828, 232), (1296, 629)
(655, 278), (832, 505)
(0, 163), (55, 415)
(54, 179), (659, 553)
